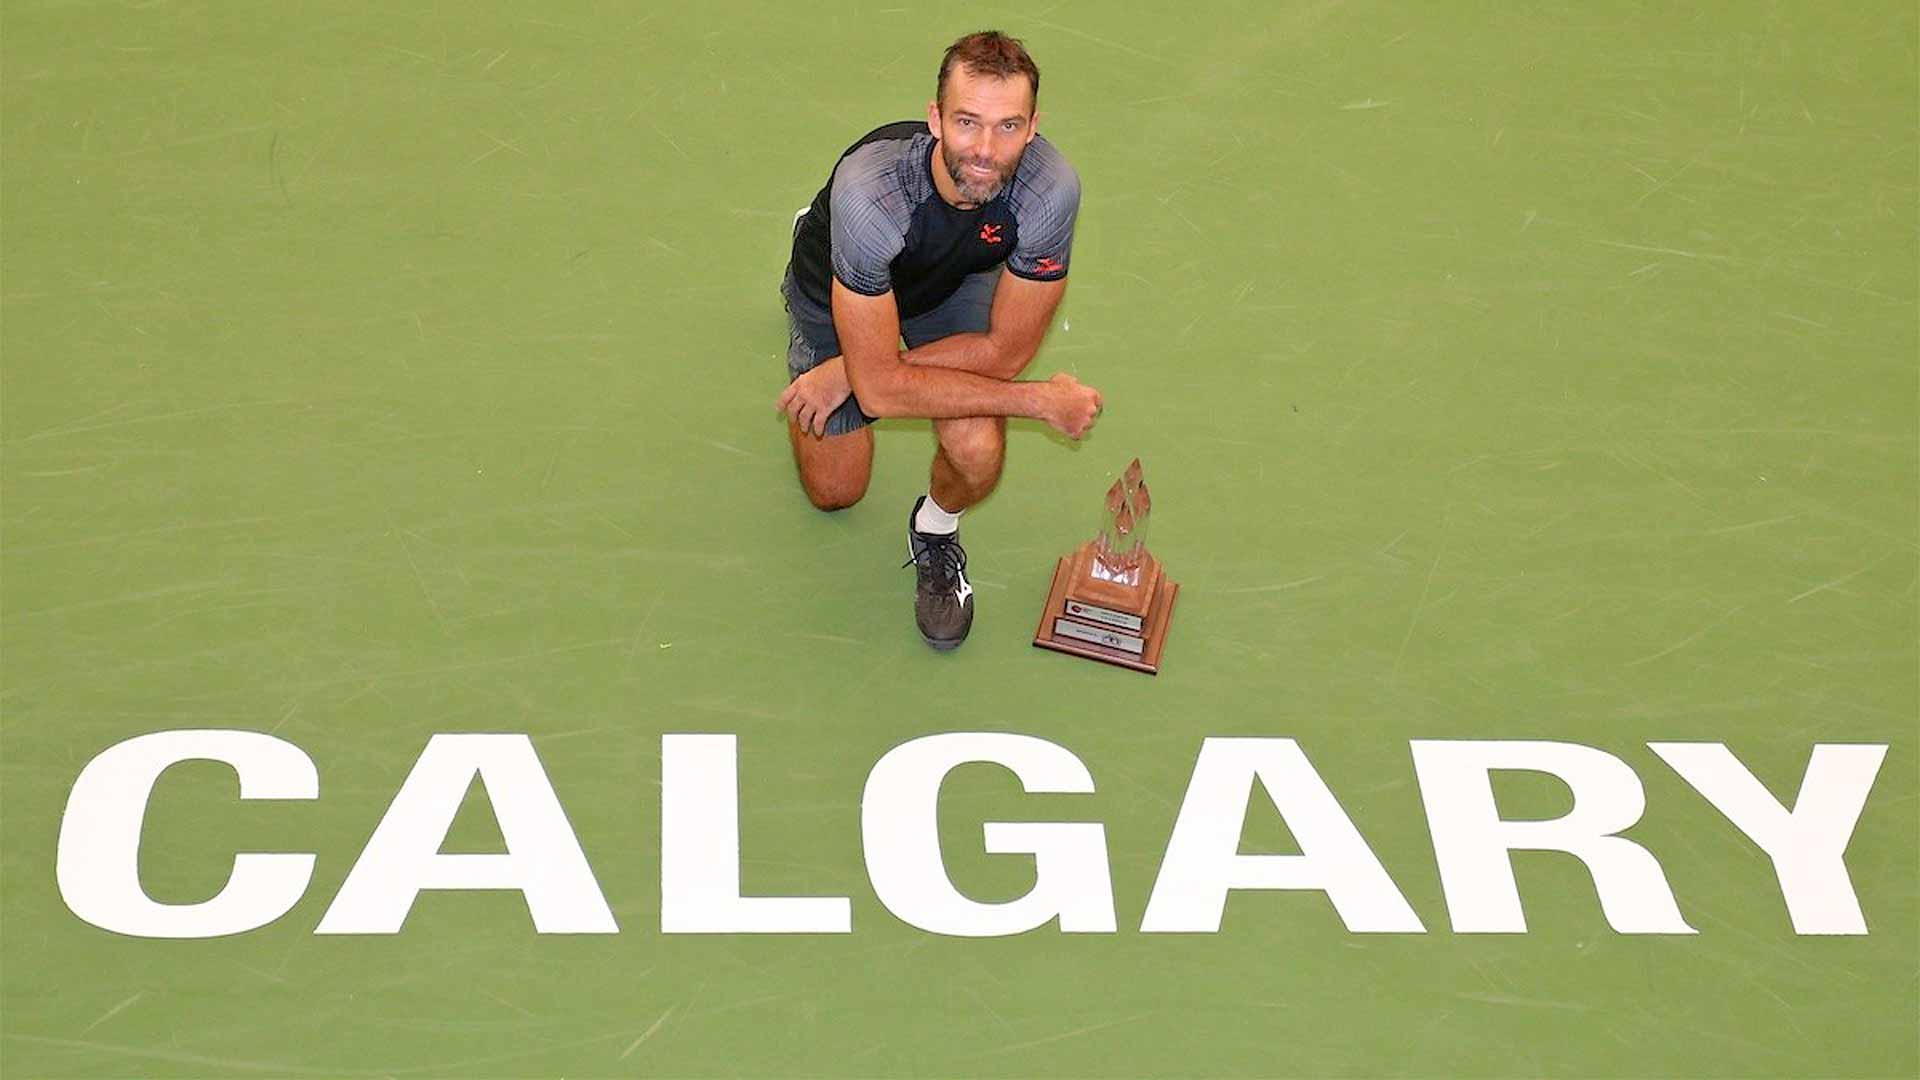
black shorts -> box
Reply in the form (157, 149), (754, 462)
(780, 254), (999, 436)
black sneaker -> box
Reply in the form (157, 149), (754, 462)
(904, 496), (974, 650)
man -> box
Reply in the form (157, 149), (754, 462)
(775, 30), (1102, 652)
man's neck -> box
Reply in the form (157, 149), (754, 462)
(927, 142), (978, 210)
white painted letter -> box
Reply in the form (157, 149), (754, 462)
(1651, 742), (1886, 935)
(660, 734), (850, 933)
(862, 733), (1115, 936)
(316, 734), (615, 934)
(1141, 738), (1423, 932)
(57, 730), (317, 938)
(1410, 740), (1694, 934)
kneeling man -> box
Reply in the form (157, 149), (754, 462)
(777, 30), (1102, 651)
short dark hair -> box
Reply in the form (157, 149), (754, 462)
(937, 30), (1040, 111)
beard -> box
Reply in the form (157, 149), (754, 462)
(941, 141), (1020, 205)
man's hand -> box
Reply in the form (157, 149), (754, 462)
(776, 357), (853, 437)
(1040, 372), (1103, 439)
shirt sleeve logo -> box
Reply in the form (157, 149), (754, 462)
(1034, 256), (1064, 275)
(978, 223), (1005, 244)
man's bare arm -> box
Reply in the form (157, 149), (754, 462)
(899, 271), (1067, 380)
(833, 278), (1100, 438)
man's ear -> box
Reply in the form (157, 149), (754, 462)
(1027, 110), (1041, 144)
(926, 99), (941, 136)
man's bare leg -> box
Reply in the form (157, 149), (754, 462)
(903, 416), (1004, 650)
(788, 419), (873, 511)
(928, 416), (1007, 513)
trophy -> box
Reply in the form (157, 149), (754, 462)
(1033, 458), (1180, 673)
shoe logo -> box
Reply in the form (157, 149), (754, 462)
(955, 568), (973, 605)
(979, 223), (1004, 245)
(1033, 256), (1064, 275)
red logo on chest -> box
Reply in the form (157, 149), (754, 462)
(979, 223), (1004, 245)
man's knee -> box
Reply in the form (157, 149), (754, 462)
(935, 417), (1006, 478)
(790, 421), (873, 512)
(802, 472), (869, 512)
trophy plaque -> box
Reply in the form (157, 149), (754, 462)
(1033, 458), (1179, 674)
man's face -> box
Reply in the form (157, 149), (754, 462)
(928, 65), (1038, 206)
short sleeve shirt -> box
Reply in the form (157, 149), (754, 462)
(788, 121), (1080, 321)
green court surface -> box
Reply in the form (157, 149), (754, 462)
(3, 2), (1916, 1077)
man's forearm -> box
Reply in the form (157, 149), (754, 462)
(851, 360), (1050, 422)
(899, 333), (1029, 380)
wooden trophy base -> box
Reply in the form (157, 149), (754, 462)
(1033, 546), (1180, 674)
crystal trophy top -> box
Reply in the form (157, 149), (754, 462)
(1093, 458), (1153, 585)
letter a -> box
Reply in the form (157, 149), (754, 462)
(1141, 738), (1422, 933)
(317, 734), (616, 934)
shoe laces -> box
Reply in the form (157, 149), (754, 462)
(904, 531), (967, 591)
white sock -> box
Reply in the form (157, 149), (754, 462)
(914, 494), (962, 535)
